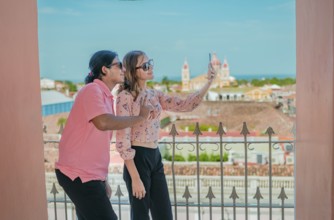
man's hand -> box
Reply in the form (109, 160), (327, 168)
(105, 181), (112, 199)
(206, 63), (217, 83)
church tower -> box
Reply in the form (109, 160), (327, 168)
(222, 57), (230, 78)
(211, 53), (224, 88)
(181, 59), (190, 91)
(221, 57), (231, 87)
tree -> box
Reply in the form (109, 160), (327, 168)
(57, 117), (67, 134)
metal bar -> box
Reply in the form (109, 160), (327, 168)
(170, 124), (178, 220)
(172, 146), (177, 220)
(186, 197), (189, 220)
(206, 186), (215, 220)
(267, 128), (274, 220)
(220, 138), (224, 220)
(115, 185), (123, 220)
(257, 200), (260, 220)
(217, 122), (226, 220)
(253, 186), (263, 220)
(282, 199), (285, 220)
(194, 123), (202, 220)
(196, 136), (201, 220)
(278, 187), (288, 220)
(209, 199), (213, 220)
(233, 199), (236, 220)
(64, 192), (68, 220)
(50, 183), (59, 220)
(182, 185), (192, 220)
(241, 122), (249, 220)
(118, 198), (122, 220)
(53, 193), (57, 220)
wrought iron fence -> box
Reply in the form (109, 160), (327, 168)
(44, 122), (295, 220)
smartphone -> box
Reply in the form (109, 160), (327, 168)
(209, 53), (214, 79)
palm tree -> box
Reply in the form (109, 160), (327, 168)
(57, 117), (67, 134)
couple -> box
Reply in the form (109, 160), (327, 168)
(55, 50), (216, 220)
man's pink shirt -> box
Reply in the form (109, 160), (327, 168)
(56, 79), (113, 183)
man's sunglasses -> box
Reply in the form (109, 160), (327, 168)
(108, 62), (122, 69)
(135, 59), (154, 71)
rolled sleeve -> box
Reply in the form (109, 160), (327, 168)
(82, 84), (110, 122)
(115, 91), (135, 160)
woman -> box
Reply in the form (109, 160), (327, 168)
(116, 50), (216, 220)
(55, 50), (152, 220)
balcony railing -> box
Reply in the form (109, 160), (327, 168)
(44, 122), (295, 220)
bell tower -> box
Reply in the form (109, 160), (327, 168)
(181, 58), (190, 91)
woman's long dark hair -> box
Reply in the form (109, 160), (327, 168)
(119, 50), (146, 101)
(85, 50), (118, 84)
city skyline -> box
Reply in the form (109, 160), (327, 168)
(38, 0), (296, 82)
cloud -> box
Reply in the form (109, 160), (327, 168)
(173, 40), (187, 50)
(39, 7), (81, 16)
(155, 11), (188, 17)
(223, 20), (261, 28)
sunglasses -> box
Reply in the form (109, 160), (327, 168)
(108, 62), (122, 69)
(135, 59), (154, 71)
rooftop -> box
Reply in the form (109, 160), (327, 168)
(41, 90), (74, 105)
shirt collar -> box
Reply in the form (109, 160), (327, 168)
(93, 79), (113, 98)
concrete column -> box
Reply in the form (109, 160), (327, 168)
(0, 0), (47, 219)
(296, 0), (334, 219)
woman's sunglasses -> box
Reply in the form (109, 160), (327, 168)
(135, 59), (154, 71)
(108, 62), (122, 69)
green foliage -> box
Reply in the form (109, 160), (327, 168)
(163, 153), (186, 161)
(187, 152), (229, 162)
(250, 77), (296, 87)
(236, 79), (249, 85)
(161, 76), (170, 92)
(63, 80), (78, 92)
(57, 117), (67, 134)
(146, 81), (155, 89)
(209, 154), (221, 162)
(199, 152), (209, 161)
(181, 124), (218, 132)
(160, 76), (181, 85)
(187, 154), (197, 161)
(162, 150), (170, 160)
(57, 117), (67, 127)
(223, 152), (229, 162)
(251, 79), (264, 87)
(160, 117), (171, 128)
(160, 76), (182, 92)
(210, 152), (229, 162)
(174, 154), (186, 161)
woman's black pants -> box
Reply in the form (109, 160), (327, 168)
(123, 146), (173, 220)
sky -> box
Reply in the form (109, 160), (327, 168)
(37, 0), (296, 82)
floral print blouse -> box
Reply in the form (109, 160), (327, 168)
(115, 89), (202, 160)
